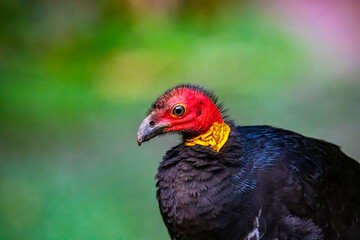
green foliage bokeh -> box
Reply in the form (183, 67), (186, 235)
(1, 1), (359, 239)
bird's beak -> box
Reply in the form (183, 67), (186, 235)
(137, 115), (170, 146)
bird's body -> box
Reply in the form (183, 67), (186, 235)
(137, 84), (360, 240)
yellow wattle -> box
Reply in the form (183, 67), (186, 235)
(184, 122), (231, 152)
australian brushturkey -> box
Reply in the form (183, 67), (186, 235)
(137, 84), (360, 240)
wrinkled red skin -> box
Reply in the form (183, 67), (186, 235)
(150, 88), (223, 137)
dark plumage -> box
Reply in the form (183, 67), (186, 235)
(137, 84), (360, 240)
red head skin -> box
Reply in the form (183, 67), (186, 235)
(150, 88), (223, 137)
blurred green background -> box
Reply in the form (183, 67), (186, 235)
(1, 0), (359, 239)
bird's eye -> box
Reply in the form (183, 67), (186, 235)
(172, 105), (186, 117)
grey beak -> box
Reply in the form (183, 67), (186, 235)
(137, 115), (169, 146)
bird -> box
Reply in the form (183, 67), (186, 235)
(137, 84), (360, 240)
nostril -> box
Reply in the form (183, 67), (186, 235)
(149, 121), (155, 126)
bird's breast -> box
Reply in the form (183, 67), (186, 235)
(156, 159), (235, 233)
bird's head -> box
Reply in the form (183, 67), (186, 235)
(137, 84), (224, 146)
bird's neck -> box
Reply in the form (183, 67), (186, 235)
(195, 99), (224, 134)
(183, 121), (231, 152)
